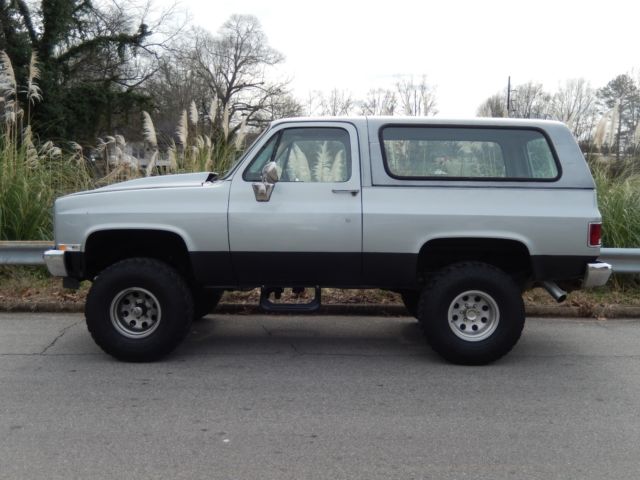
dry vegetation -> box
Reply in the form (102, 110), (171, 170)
(0, 52), (246, 240)
(1, 266), (639, 315)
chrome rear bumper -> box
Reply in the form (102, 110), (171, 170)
(583, 262), (612, 288)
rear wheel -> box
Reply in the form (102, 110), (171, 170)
(86, 258), (193, 362)
(418, 262), (525, 365)
(400, 290), (420, 318)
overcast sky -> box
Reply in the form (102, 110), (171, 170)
(166, 0), (639, 117)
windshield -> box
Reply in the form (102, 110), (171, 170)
(220, 126), (270, 180)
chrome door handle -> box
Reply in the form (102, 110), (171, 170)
(332, 189), (360, 196)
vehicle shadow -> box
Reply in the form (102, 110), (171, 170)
(183, 314), (431, 358)
(179, 315), (604, 365)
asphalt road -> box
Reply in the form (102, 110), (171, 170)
(1, 312), (640, 480)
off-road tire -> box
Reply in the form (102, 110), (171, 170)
(418, 262), (525, 365)
(400, 290), (420, 318)
(85, 258), (194, 362)
(192, 287), (223, 320)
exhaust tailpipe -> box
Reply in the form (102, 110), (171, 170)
(541, 281), (567, 303)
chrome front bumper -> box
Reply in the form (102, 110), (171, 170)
(43, 250), (68, 277)
(583, 262), (612, 288)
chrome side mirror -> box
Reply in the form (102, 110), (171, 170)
(262, 161), (279, 183)
(252, 161), (279, 202)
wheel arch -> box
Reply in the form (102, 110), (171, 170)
(416, 237), (533, 284)
(82, 228), (193, 281)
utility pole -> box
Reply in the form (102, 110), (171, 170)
(506, 76), (511, 117)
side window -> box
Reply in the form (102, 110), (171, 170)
(381, 127), (560, 181)
(244, 127), (351, 183)
(243, 133), (279, 181)
(526, 137), (559, 179)
(383, 138), (506, 178)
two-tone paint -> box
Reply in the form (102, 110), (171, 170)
(48, 117), (605, 289)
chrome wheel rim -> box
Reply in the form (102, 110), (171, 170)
(110, 287), (162, 339)
(447, 290), (499, 342)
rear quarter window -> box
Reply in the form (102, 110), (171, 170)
(380, 126), (560, 181)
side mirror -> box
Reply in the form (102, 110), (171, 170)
(262, 161), (279, 184)
(252, 161), (279, 202)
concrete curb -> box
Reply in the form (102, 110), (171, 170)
(2, 302), (640, 318)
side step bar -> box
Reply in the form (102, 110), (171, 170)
(260, 286), (322, 313)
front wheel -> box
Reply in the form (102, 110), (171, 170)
(192, 287), (224, 320)
(418, 262), (525, 365)
(85, 258), (194, 362)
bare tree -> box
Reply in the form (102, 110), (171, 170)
(261, 93), (303, 120)
(396, 76), (437, 116)
(184, 15), (291, 137)
(143, 58), (211, 135)
(509, 82), (551, 119)
(304, 91), (321, 116)
(359, 88), (397, 115)
(550, 79), (598, 141)
(476, 93), (506, 117)
(317, 88), (355, 116)
(478, 81), (596, 138)
(306, 76), (437, 118)
(597, 74), (640, 159)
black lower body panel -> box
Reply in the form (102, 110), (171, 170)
(67, 250), (597, 289)
(230, 252), (421, 288)
(530, 255), (597, 281)
(223, 252), (596, 287)
(230, 252), (363, 287)
(190, 252), (235, 286)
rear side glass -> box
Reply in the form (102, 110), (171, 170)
(526, 137), (559, 179)
(381, 126), (560, 181)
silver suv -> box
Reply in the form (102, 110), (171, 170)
(45, 117), (612, 364)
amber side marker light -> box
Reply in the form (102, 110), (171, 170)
(57, 244), (80, 252)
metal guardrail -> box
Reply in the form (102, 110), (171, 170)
(597, 248), (640, 274)
(0, 241), (53, 265)
(0, 242), (639, 274)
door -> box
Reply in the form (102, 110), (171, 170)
(228, 122), (362, 286)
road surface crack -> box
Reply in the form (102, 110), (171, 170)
(40, 319), (83, 354)
(260, 323), (272, 336)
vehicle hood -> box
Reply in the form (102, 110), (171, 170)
(72, 172), (218, 195)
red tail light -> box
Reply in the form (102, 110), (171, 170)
(589, 223), (602, 247)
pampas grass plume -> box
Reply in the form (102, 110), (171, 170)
(189, 100), (199, 126)
(0, 51), (16, 97)
(176, 109), (188, 145)
(142, 111), (158, 148)
(222, 104), (230, 141)
(26, 52), (42, 104)
(234, 118), (247, 150)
